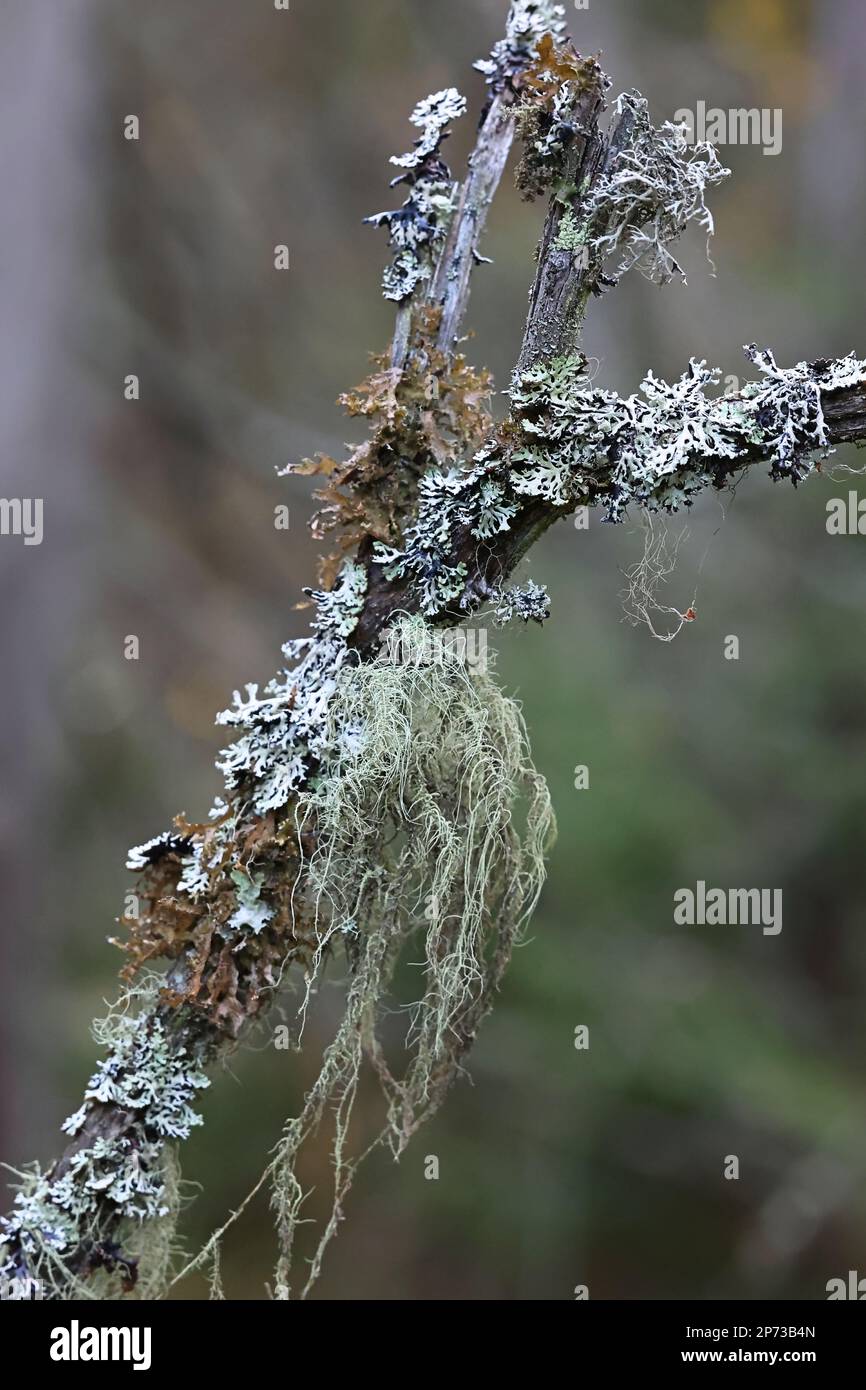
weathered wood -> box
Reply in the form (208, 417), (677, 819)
(429, 92), (517, 356)
(516, 78), (610, 372)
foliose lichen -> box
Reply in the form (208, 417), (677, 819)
(370, 346), (866, 618)
(365, 89), (466, 302)
(0, 989), (209, 1292)
(119, 559), (368, 1000)
(513, 36), (607, 202)
(510, 346), (866, 518)
(214, 560), (368, 815)
(741, 345), (866, 481)
(475, 1), (568, 95)
(494, 580), (551, 626)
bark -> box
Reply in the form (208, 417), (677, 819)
(430, 92), (518, 357)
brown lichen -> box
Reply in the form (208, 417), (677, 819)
(514, 36), (605, 201)
(289, 307), (494, 586)
(116, 807), (318, 1039)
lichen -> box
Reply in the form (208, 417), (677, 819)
(494, 580), (551, 626)
(214, 559), (368, 814)
(475, 1), (568, 95)
(282, 309), (494, 583)
(365, 89), (466, 303)
(741, 344), (866, 482)
(514, 36), (607, 201)
(8, 0), (863, 1304)
(369, 347), (866, 620)
(175, 614), (555, 1299)
(583, 90), (730, 286)
(126, 832), (192, 873)
(227, 869), (273, 937)
(509, 346), (866, 518)
(0, 983), (209, 1297)
(114, 564), (370, 994)
(554, 206), (584, 251)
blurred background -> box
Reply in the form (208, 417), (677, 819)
(2, 0), (865, 1300)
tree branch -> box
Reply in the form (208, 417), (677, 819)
(5, 1), (866, 1302)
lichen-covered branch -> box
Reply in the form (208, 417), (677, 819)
(351, 347), (866, 654)
(429, 2), (570, 356)
(0, 1), (569, 1302)
(4, 0), (866, 1302)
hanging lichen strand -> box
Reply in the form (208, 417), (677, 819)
(171, 615), (554, 1299)
(5, 0), (866, 1300)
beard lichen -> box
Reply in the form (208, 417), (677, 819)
(176, 614), (555, 1299)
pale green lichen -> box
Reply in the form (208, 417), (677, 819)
(175, 615), (555, 1299)
(555, 206), (585, 251)
(370, 347), (866, 618)
(227, 868), (273, 936)
(508, 346), (866, 516)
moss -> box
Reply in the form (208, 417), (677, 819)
(283, 309), (494, 585)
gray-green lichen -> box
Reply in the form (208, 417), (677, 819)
(122, 559), (370, 964)
(584, 90), (730, 286)
(494, 580), (551, 626)
(227, 869), (273, 936)
(213, 561), (366, 809)
(372, 347), (866, 617)
(512, 346), (866, 515)
(475, 1), (568, 94)
(0, 987), (208, 1293)
(365, 89), (466, 302)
